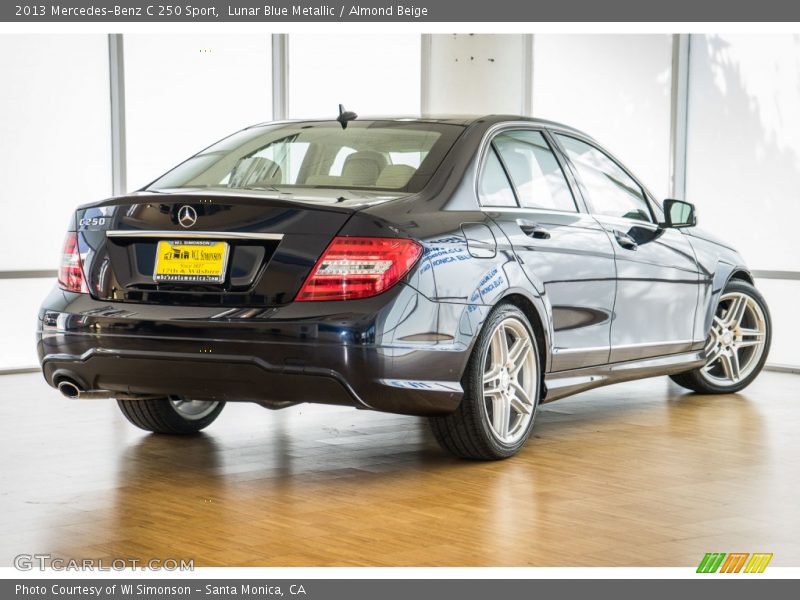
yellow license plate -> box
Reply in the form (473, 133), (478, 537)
(153, 240), (229, 283)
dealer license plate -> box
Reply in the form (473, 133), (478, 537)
(153, 240), (229, 284)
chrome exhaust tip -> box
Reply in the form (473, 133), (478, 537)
(57, 380), (81, 399)
(56, 379), (114, 399)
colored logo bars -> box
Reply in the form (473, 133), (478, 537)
(697, 553), (773, 573)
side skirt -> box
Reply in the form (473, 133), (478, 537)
(542, 350), (706, 403)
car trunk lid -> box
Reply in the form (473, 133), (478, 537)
(75, 191), (402, 307)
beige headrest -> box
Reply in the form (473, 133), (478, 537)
(342, 151), (387, 186)
(376, 165), (416, 189)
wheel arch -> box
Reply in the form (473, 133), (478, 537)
(673, 270), (771, 395)
(702, 263), (756, 338)
(497, 290), (552, 375)
(727, 268), (755, 285)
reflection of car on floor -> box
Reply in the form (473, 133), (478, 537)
(37, 114), (771, 459)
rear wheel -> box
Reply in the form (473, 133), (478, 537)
(429, 303), (540, 460)
(670, 279), (771, 394)
(116, 397), (224, 434)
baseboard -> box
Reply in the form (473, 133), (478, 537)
(764, 363), (800, 374)
(0, 366), (39, 376)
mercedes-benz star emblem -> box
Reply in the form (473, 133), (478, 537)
(177, 205), (198, 229)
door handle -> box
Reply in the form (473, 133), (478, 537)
(516, 219), (551, 239)
(614, 230), (638, 251)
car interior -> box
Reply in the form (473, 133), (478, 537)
(223, 127), (441, 191)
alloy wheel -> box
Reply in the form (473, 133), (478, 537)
(170, 398), (220, 421)
(701, 291), (768, 386)
(481, 317), (537, 444)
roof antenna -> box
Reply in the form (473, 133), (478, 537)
(337, 104), (358, 129)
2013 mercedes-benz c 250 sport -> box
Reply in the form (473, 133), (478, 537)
(37, 115), (772, 459)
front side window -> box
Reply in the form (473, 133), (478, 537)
(555, 134), (652, 222)
(148, 121), (464, 193)
(493, 130), (577, 212)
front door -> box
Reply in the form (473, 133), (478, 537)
(553, 133), (700, 362)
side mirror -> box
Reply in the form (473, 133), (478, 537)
(662, 199), (697, 228)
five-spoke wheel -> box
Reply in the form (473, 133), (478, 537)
(701, 291), (768, 385)
(429, 303), (540, 459)
(671, 279), (771, 394)
(481, 317), (537, 445)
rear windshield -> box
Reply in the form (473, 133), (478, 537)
(147, 121), (464, 194)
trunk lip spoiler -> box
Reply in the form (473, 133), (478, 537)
(105, 230), (284, 241)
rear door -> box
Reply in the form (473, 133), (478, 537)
(552, 133), (700, 362)
(480, 128), (617, 371)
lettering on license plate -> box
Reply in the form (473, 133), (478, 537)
(153, 240), (229, 283)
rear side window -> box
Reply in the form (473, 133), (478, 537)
(555, 134), (652, 222)
(479, 147), (517, 207)
(493, 130), (577, 212)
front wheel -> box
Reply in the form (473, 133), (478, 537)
(670, 279), (771, 394)
(429, 303), (540, 460)
(117, 397), (225, 434)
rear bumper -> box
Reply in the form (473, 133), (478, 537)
(36, 284), (479, 416)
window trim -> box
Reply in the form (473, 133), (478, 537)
(477, 144), (520, 208)
(476, 126), (581, 214)
(549, 131), (658, 225)
(490, 142), (521, 207)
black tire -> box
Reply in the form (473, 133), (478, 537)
(116, 397), (225, 434)
(670, 279), (771, 394)
(428, 303), (541, 460)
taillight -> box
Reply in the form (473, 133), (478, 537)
(57, 232), (87, 293)
(296, 236), (423, 302)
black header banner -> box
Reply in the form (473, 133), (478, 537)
(3, 0), (800, 22)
